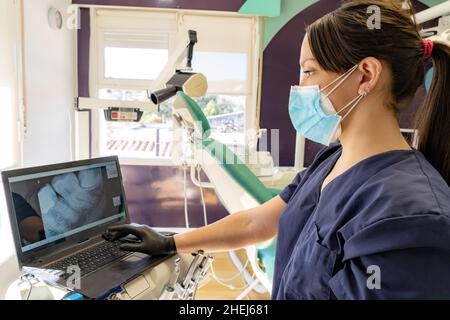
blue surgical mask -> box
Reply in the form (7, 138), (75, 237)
(288, 64), (366, 146)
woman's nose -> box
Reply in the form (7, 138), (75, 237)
(299, 74), (311, 86)
(299, 78), (311, 87)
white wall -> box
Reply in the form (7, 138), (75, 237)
(0, 0), (77, 298)
(22, 0), (76, 166)
(0, 0), (22, 300)
(0, 2), (21, 169)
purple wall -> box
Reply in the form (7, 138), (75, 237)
(77, 8), (90, 98)
(121, 165), (228, 227)
(72, 0), (245, 11)
(77, 8), (93, 157)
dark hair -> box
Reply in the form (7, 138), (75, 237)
(306, 0), (450, 185)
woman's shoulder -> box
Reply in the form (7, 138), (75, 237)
(340, 155), (450, 252)
(351, 149), (450, 225)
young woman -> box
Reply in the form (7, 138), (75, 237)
(107, 0), (450, 299)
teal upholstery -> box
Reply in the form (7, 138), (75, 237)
(185, 96), (212, 139)
(202, 138), (275, 204)
(176, 91), (279, 283)
(267, 188), (282, 198)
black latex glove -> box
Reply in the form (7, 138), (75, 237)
(104, 223), (176, 256)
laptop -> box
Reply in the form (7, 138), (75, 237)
(1, 156), (173, 299)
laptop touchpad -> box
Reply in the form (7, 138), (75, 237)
(123, 252), (148, 263)
(81, 253), (168, 298)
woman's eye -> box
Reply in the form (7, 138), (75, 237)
(303, 70), (313, 77)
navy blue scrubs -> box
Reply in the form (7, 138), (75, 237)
(273, 143), (450, 299)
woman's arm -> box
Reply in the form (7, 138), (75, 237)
(174, 195), (287, 253)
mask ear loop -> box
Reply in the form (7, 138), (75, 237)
(321, 64), (359, 98)
(337, 93), (366, 120)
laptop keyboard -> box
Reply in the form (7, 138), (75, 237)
(47, 240), (129, 278)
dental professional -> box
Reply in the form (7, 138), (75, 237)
(107, 0), (450, 299)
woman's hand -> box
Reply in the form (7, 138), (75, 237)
(104, 223), (176, 256)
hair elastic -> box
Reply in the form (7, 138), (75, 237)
(423, 39), (434, 60)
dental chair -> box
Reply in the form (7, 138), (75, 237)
(172, 91), (280, 294)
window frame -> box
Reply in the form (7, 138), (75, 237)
(88, 8), (260, 165)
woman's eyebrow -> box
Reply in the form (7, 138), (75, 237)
(300, 58), (317, 67)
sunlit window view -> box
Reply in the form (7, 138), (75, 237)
(104, 47), (168, 80)
(99, 48), (247, 159)
(99, 88), (246, 159)
(194, 95), (246, 146)
(192, 52), (247, 81)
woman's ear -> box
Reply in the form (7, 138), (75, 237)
(357, 57), (383, 95)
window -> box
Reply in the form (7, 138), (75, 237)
(97, 89), (175, 159)
(89, 9), (259, 164)
(104, 47), (168, 80)
(192, 52), (248, 81)
(194, 95), (246, 145)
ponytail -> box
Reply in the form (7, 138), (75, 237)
(416, 41), (450, 186)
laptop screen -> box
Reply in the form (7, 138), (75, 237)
(5, 159), (127, 254)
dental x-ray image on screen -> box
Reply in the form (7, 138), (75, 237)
(37, 168), (107, 238)
(8, 161), (126, 251)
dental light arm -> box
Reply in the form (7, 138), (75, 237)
(151, 30), (198, 91)
(415, 1), (450, 24)
(415, 2), (450, 40)
(150, 30), (208, 106)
